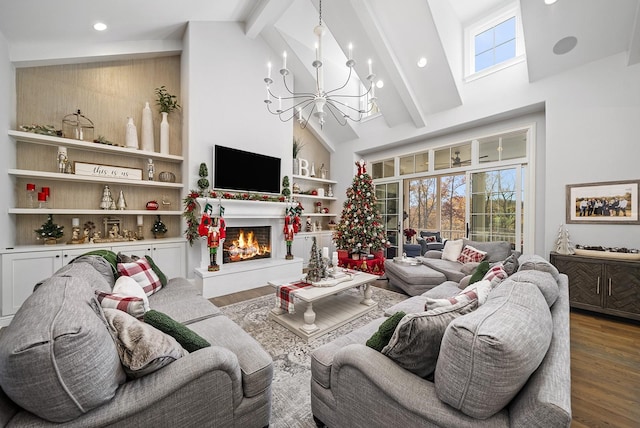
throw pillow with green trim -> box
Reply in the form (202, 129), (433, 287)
(144, 255), (168, 287)
(468, 260), (490, 285)
(144, 310), (210, 353)
(366, 311), (406, 352)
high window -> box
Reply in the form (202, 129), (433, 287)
(465, 4), (525, 80)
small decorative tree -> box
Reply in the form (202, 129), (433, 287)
(34, 214), (64, 244)
(197, 162), (209, 192)
(305, 236), (327, 282)
(334, 160), (387, 256)
(282, 176), (291, 198)
(152, 215), (168, 238)
(554, 224), (575, 255)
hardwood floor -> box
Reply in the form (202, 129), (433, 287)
(569, 310), (640, 428)
(210, 281), (640, 427)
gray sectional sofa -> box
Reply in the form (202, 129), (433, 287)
(385, 239), (516, 296)
(0, 255), (273, 427)
(311, 255), (572, 427)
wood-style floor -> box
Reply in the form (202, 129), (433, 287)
(211, 281), (640, 427)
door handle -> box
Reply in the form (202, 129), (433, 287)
(596, 277), (600, 294)
(608, 278), (612, 296)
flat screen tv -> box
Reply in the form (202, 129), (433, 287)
(213, 145), (281, 194)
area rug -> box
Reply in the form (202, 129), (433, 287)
(219, 286), (407, 428)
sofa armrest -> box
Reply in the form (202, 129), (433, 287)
(331, 344), (507, 427)
(8, 346), (244, 427)
(422, 249), (443, 259)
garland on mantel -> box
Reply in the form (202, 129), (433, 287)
(182, 189), (289, 246)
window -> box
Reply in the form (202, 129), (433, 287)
(465, 4), (524, 79)
(400, 151), (429, 175)
(479, 129), (527, 163)
(371, 159), (395, 179)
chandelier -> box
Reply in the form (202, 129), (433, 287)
(263, 0), (378, 129)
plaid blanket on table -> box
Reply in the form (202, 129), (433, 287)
(276, 281), (313, 314)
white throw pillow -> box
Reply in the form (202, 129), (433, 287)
(441, 239), (464, 262)
(112, 276), (150, 311)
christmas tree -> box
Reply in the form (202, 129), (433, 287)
(305, 236), (327, 282)
(34, 214), (64, 241)
(334, 160), (387, 254)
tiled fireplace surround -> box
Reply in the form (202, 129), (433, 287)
(194, 199), (303, 298)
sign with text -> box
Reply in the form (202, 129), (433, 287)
(74, 162), (142, 181)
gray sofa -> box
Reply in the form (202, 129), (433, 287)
(311, 255), (572, 427)
(0, 255), (273, 427)
(385, 239), (516, 296)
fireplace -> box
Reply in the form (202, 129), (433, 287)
(223, 226), (271, 264)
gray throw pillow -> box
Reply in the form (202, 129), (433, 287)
(518, 254), (561, 282)
(509, 270), (560, 307)
(463, 239), (512, 263)
(0, 276), (126, 423)
(435, 280), (553, 419)
(381, 298), (478, 378)
(501, 252), (520, 276)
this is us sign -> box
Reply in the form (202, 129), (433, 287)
(74, 162), (142, 181)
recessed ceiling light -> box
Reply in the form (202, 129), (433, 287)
(417, 57), (428, 68)
(553, 36), (577, 55)
(93, 22), (107, 31)
(544, 0), (558, 4)
(376, 80), (384, 89)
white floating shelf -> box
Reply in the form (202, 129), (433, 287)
(9, 169), (183, 188)
(292, 174), (337, 184)
(9, 130), (183, 162)
(292, 194), (336, 201)
(8, 209), (181, 215)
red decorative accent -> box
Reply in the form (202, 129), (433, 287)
(146, 200), (159, 210)
(337, 250), (385, 275)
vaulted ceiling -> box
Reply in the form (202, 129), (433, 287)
(1, 0), (639, 148)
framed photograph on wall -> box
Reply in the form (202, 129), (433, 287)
(566, 180), (640, 224)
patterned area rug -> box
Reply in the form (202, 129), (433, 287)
(219, 286), (407, 428)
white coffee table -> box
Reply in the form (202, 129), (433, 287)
(268, 272), (379, 342)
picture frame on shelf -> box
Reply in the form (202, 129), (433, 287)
(566, 179), (639, 224)
(74, 162), (143, 181)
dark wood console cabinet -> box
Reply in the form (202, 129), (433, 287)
(550, 252), (640, 321)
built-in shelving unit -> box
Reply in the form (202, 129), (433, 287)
(9, 130), (185, 246)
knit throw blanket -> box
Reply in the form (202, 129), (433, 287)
(276, 281), (313, 314)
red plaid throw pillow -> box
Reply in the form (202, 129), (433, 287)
(482, 264), (509, 287)
(457, 245), (487, 264)
(95, 291), (147, 319)
(117, 258), (162, 296)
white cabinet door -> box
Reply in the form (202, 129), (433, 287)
(2, 250), (63, 316)
(292, 234), (314, 266)
(62, 247), (96, 265)
(111, 243), (152, 258)
(150, 241), (186, 279)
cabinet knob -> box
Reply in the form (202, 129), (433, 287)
(55, 254), (60, 258)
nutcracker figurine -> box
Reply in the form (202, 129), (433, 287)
(198, 203), (226, 271)
(283, 207), (301, 260)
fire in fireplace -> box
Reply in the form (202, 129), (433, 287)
(223, 226), (271, 263)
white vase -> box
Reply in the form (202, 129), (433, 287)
(141, 102), (154, 152)
(125, 117), (139, 149)
(160, 112), (169, 155)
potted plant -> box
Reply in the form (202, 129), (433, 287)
(292, 137), (305, 175)
(155, 85), (181, 114)
(155, 86), (181, 154)
(403, 228), (417, 243)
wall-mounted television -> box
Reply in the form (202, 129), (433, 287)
(213, 145), (281, 194)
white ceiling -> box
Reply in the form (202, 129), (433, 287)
(0, 0), (639, 146)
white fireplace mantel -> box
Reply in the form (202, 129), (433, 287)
(195, 198), (291, 219)
(193, 197), (303, 298)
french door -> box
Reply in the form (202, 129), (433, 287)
(468, 166), (523, 252)
(375, 181), (400, 259)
